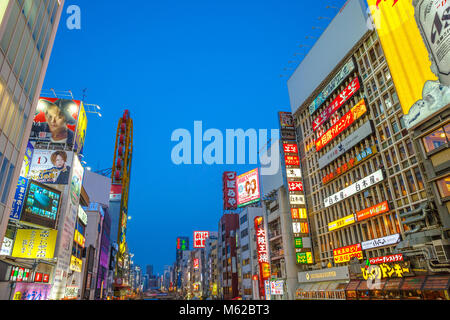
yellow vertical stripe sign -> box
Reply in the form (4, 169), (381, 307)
(367, 0), (437, 116)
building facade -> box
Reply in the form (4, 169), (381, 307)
(0, 0), (64, 249)
(218, 213), (239, 300)
(287, 0), (450, 300)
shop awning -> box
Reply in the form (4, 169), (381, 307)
(400, 276), (426, 290)
(345, 280), (360, 291)
(383, 278), (403, 290)
(422, 275), (450, 291)
(296, 282), (314, 293)
(309, 282), (322, 292)
(316, 281), (333, 291)
(326, 281), (348, 291)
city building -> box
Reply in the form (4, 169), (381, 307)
(238, 206), (264, 299)
(205, 231), (218, 299)
(285, 0), (450, 300)
(0, 1), (65, 250)
(218, 213), (239, 300)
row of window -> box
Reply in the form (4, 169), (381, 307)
(0, 151), (15, 204)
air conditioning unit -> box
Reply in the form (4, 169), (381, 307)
(432, 239), (450, 264)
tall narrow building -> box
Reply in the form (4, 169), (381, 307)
(0, 0), (65, 251)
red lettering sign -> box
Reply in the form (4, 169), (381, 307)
(369, 253), (404, 265)
(312, 77), (361, 131)
(288, 181), (303, 192)
(223, 171), (237, 210)
(283, 143), (298, 154)
(285, 155), (300, 166)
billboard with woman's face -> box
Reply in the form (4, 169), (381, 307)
(30, 98), (81, 146)
(237, 168), (261, 207)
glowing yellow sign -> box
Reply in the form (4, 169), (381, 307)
(328, 214), (356, 231)
(11, 229), (57, 259)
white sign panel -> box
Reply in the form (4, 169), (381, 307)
(286, 168), (302, 179)
(0, 237), (13, 256)
(289, 194), (305, 205)
(324, 170), (384, 208)
(270, 280), (284, 295)
(361, 234), (401, 250)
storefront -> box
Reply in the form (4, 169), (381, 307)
(345, 268), (450, 300)
(296, 266), (349, 300)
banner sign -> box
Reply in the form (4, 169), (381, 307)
(223, 171), (237, 210)
(254, 217), (270, 299)
(10, 176), (29, 220)
(318, 120), (374, 169)
(309, 58), (356, 115)
(361, 234), (401, 250)
(333, 243), (363, 264)
(322, 145), (377, 185)
(361, 261), (412, 280)
(324, 169), (384, 207)
(313, 77), (361, 131)
(369, 254), (404, 265)
(315, 99), (367, 152)
(356, 201), (390, 221)
(328, 214), (356, 231)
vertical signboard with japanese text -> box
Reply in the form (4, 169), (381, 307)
(222, 171), (237, 210)
(367, 0), (450, 129)
(254, 216), (270, 300)
(278, 112), (313, 265)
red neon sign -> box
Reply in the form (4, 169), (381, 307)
(288, 181), (303, 192)
(285, 155), (300, 166)
(283, 143), (298, 154)
(312, 77), (361, 131)
(369, 254), (403, 265)
(315, 99), (366, 152)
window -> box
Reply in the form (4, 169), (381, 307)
(422, 126), (448, 153)
(436, 176), (450, 198)
(406, 170), (417, 193)
(414, 167), (424, 190)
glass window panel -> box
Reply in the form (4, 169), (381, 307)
(436, 176), (450, 198)
(422, 127), (447, 153)
(1, 164), (15, 203)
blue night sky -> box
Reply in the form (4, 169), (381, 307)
(42, 0), (347, 275)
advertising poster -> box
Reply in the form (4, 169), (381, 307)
(237, 168), (261, 207)
(30, 98), (81, 146)
(28, 149), (74, 185)
(70, 155), (84, 206)
(74, 102), (88, 153)
(11, 229), (58, 259)
(368, 0), (450, 128)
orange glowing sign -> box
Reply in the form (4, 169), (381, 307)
(315, 99), (367, 152)
(356, 201), (390, 221)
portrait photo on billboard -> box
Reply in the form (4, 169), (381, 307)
(30, 98), (80, 146)
(28, 149), (74, 185)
